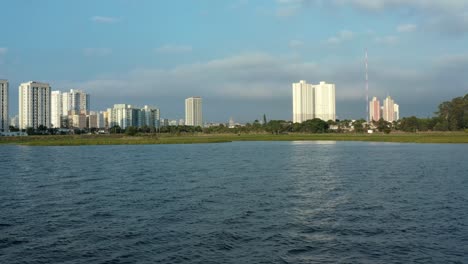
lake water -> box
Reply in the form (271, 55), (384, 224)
(0, 141), (467, 263)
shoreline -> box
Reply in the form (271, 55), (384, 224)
(1, 132), (467, 146)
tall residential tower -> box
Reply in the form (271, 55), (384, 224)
(292, 80), (336, 123)
(314, 81), (336, 121)
(382, 96), (395, 122)
(185, 97), (202, 127)
(51, 91), (62, 128)
(0, 80), (8, 132)
(19, 81), (51, 129)
(292, 80), (314, 123)
(369, 96), (380, 121)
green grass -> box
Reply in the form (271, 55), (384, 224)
(1, 132), (468, 146)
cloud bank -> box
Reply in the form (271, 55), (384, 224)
(90, 16), (120, 24)
(58, 51), (468, 120)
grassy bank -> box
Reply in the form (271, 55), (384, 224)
(1, 132), (468, 146)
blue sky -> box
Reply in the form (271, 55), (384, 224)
(1, 0), (468, 122)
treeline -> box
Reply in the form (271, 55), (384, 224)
(204, 118), (331, 135)
(14, 94), (467, 136)
(397, 94), (468, 132)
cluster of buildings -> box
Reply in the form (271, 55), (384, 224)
(292, 80), (336, 123)
(0, 77), (402, 134)
(369, 96), (399, 122)
(0, 79), (204, 134)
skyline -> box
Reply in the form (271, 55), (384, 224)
(1, 1), (468, 121)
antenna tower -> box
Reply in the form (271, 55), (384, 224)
(365, 49), (369, 123)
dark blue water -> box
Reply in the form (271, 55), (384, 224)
(0, 141), (467, 263)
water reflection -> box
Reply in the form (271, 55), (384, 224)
(290, 140), (337, 145)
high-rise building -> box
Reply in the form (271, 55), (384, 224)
(314, 81), (336, 121)
(0, 80), (8, 132)
(160, 118), (169, 127)
(393, 103), (399, 121)
(108, 104), (136, 129)
(19, 81), (51, 129)
(292, 80), (336, 123)
(140, 105), (160, 128)
(51, 91), (62, 128)
(69, 89), (90, 114)
(383, 96), (395, 122)
(62, 92), (70, 116)
(369, 96), (380, 121)
(292, 80), (314, 123)
(185, 97), (202, 127)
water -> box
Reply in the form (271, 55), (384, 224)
(0, 141), (467, 263)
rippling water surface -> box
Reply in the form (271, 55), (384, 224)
(1, 141), (467, 263)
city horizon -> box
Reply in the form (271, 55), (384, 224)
(1, 1), (467, 122)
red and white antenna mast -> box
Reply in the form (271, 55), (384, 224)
(365, 49), (369, 123)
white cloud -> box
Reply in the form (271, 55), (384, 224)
(155, 44), (193, 54)
(289, 40), (304, 48)
(288, 1), (468, 35)
(397, 23), (417, 33)
(56, 51), (468, 119)
(229, 0), (249, 9)
(327, 30), (354, 44)
(375, 35), (398, 44)
(90, 16), (119, 24)
(83, 48), (112, 57)
(330, 0), (467, 12)
(0, 48), (7, 55)
(276, 6), (300, 17)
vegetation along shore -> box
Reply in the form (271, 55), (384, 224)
(1, 132), (467, 146)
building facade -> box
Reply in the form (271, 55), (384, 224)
(51, 91), (62, 128)
(69, 89), (90, 114)
(19, 81), (51, 129)
(140, 105), (160, 128)
(108, 104), (160, 129)
(314, 81), (336, 121)
(185, 97), (202, 126)
(292, 80), (336, 123)
(369, 96), (381, 121)
(393, 103), (399, 121)
(0, 80), (8, 132)
(292, 80), (314, 123)
(382, 96), (395, 122)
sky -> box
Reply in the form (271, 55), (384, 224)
(1, 0), (468, 122)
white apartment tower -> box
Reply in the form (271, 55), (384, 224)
(383, 96), (395, 122)
(19, 81), (51, 129)
(140, 105), (160, 128)
(292, 80), (336, 123)
(393, 103), (400, 121)
(62, 92), (70, 116)
(314, 81), (336, 121)
(292, 80), (314, 123)
(0, 80), (8, 132)
(68, 89), (90, 114)
(185, 97), (202, 127)
(51, 91), (62, 128)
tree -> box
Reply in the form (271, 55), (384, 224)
(125, 126), (138, 136)
(300, 119), (329, 133)
(434, 94), (468, 131)
(110, 125), (122, 134)
(263, 114), (267, 126)
(265, 120), (287, 134)
(353, 120), (365, 133)
(26, 127), (35, 135)
(376, 118), (391, 132)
